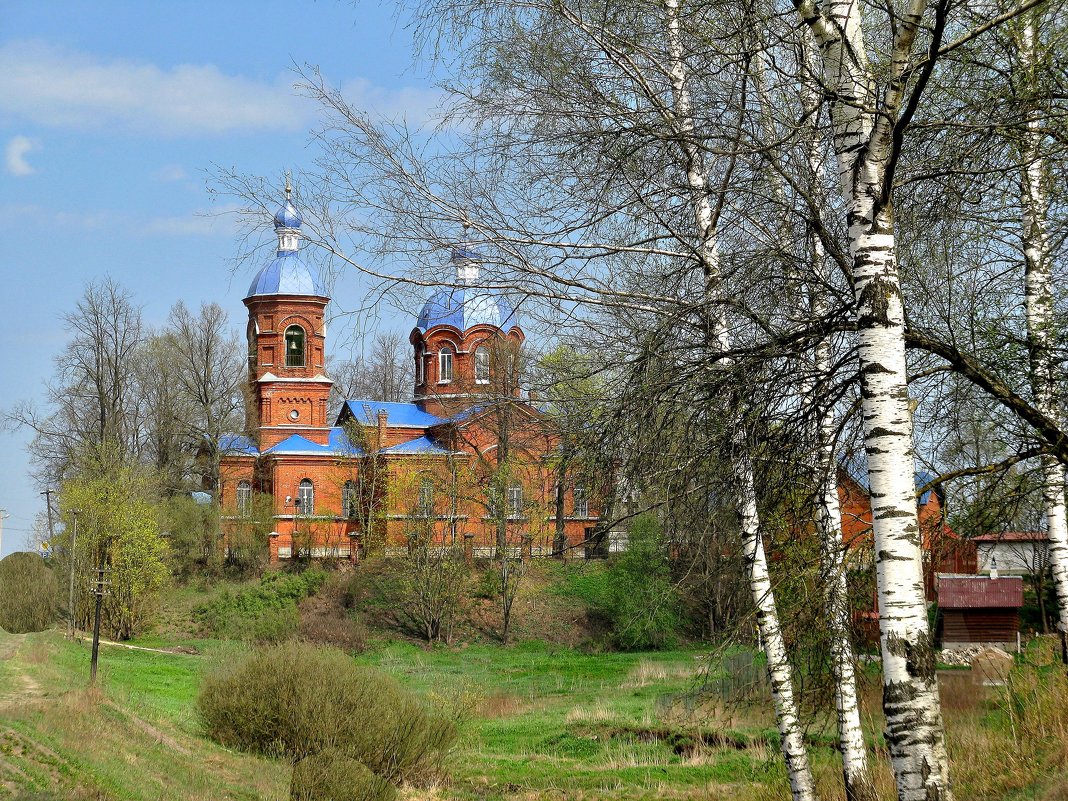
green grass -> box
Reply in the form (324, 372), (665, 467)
(2, 624), (798, 801)
(352, 640), (790, 799)
(0, 630), (287, 800)
(13, 571), (1067, 801)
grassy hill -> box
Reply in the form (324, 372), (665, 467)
(2, 561), (1068, 800)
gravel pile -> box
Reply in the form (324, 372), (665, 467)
(938, 645), (1010, 667)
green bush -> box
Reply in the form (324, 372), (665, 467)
(603, 514), (681, 650)
(0, 552), (58, 634)
(198, 641), (457, 801)
(548, 562), (612, 607)
(195, 569), (326, 642)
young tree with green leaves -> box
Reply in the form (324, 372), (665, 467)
(58, 452), (169, 640)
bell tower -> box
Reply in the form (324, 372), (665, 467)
(244, 180), (333, 448)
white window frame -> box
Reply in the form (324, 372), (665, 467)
(419, 477), (434, 518)
(475, 345), (490, 384)
(236, 480), (252, 517)
(439, 347), (454, 383)
(573, 486), (588, 518)
(417, 345), (425, 385)
(297, 479), (315, 516)
(342, 479), (358, 519)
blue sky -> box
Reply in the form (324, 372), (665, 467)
(0, 1), (443, 555)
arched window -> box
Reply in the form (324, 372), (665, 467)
(342, 479), (358, 519)
(285, 325), (306, 367)
(418, 477), (434, 517)
(439, 346), (454, 383)
(297, 478), (314, 515)
(246, 320), (258, 369)
(416, 344), (425, 385)
(236, 480), (252, 516)
(474, 345), (490, 384)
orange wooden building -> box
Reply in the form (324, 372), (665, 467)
(219, 192), (600, 562)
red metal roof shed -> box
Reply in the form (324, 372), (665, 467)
(937, 575), (1023, 609)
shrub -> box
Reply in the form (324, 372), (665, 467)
(298, 574), (368, 652)
(395, 544), (468, 645)
(198, 642), (457, 801)
(603, 514), (681, 650)
(162, 494), (223, 581)
(195, 569), (327, 642)
(0, 552), (58, 633)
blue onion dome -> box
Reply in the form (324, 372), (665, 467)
(417, 245), (518, 331)
(274, 176), (303, 229)
(245, 252), (327, 299)
(245, 179), (327, 300)
(274, 200), (302, 229)
(416, 287), (518, 332)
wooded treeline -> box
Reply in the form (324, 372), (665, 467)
(210, 2), (1068, 799)
(5, 279), (413, 636)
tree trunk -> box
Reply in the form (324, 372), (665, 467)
(794, 1), (953, 797)
(554, 449), (569, 558)
(664, 3), (817, 798)
(816, 407), (871, 801)
(1019, 15), (1068, 650)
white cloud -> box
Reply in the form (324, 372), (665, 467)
(139, 201), (242, 237)
(154, 164), (188, 182)
(0, 40), (308, 136)
(5, 135), (39, 175)
(0, 40), (446, 137)
(0, 202), (242, 237)
(338, 78), (445, 127)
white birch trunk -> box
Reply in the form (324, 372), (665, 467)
(793, 1), (953, 798)
(756, 40), (871, 797)
(796, 37), (871, 797)
(1019, 16), (1068, 641)
(665, 4), (817, 799)
(811, 256), (871, 801)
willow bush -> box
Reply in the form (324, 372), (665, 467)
(0, 552), (58, 634)
(198, 641), (457, 801)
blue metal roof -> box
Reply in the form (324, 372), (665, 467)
(245, 251), (327, 299)
(380, 435), (452, 455)
(341, 400), (444, 428)
(219, 433), (259, 456)
(262, 428), (362, 456)
(274, 199), (302, 229)
(416, 286), (519, 333)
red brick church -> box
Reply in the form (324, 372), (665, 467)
(219, 188), (600, 562)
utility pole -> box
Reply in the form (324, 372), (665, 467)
(40, 489), (57, 548)
(0, 510), (8, 558)
(89, 563), (110, 684)
(67, 511), (79, 640)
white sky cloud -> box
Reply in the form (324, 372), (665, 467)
(141, 207), (242, 237)
(5, 135), (39, 175)
(154, 164), (189, 182)
(0, 40), (309, 136)
(0, 202), (242, 237)
(0, 41), (446, 137)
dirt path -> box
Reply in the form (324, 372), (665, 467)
(73, 632), (199, 655)
(0, 632), (43, 709)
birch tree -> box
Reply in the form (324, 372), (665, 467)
(789, 0), (960, 797)
(1014, 10), (1068, 653)
(661, 3), (816, 795)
